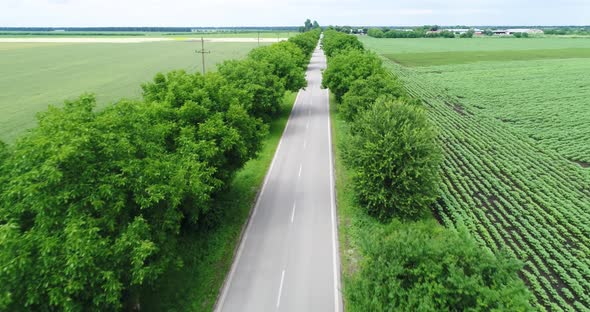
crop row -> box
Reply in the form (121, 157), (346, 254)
(384, 60), (590, 311)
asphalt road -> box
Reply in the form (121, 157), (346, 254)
(215, 44), (342, 312)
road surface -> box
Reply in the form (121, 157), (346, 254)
(215, 44), (342, 312)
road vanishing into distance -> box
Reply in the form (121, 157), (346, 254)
(215, 44), (342, 312)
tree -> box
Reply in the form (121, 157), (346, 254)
(0, 95), (219, 310)
(460, 29), (475, 38)
(312, 20), (320, 29)
(304, 19), (312, 31)
(344, 99), (441, 220)
(248, 41), (307, 92)
(367, 28), (384, 38)
(322, 30), (364, 57)
(483, 29), (494, 36)
(347, 220), (535, 311)
(340, 72), (405, 121)
(217, 59), (286, 120)
(288, 29), (321, 57)
(0, 69), (270, 309)
(322, 48), (382, 101)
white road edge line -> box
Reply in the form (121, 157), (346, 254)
(277, 269), (286, 308)
(214, 89), (302, 312)
(326, 88), (341, 312)
(291, 202), (296, 223)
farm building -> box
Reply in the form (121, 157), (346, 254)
(493, 28), (544, 35)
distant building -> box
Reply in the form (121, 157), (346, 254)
(493, 28), (544, 35)
(445, 28), (470, 34)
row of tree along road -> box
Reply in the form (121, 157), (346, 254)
(0, 29), (320, 310)
(321, 29), (535, 310)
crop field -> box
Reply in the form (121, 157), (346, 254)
(364, 37), (590, 310)
(0, 31), (295, 38)
(361, 37), (590, 165)
(0, 40), (264, 142)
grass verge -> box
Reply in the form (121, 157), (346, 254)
(141, 92), (296, 312)
(329, 93), (380, 309)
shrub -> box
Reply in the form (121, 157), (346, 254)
(347, 220), (535, 312)
(322, 49), (383, 101)
(344, 99), (441, 220)
(340, 72), (405, 122)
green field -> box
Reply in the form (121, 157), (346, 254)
(0, 41), (264, 142)
(364, 37), (590, 310)
(0, 31), (295, 38)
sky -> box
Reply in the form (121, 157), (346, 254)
(1, 0), (589, 27)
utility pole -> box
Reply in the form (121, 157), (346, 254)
(196, 37), (210, 75)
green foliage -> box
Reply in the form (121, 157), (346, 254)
(340, 72), (405, 122)
(322, 49), (383, 101)
(288, 29), (320, 57)
(322, 29), (364, 57)
(0, 140), (6, 168)
(217, 59), (286, 120)
(344, 100), (441, 220)
(0, 89), (266, 310)
(460, 29), (475, 38)
(367, 28), (384, 38)
(248, 41), (307, 92)
(304, 19), (313, 32)
(347, 219), (534, 311)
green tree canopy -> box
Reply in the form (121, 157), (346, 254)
(322, 29), (364, 57)
(340, 72), (405, 122)
(367, 28), (384, 38)
(217, 59), (286, 121)
(322, 49), (383, 101)
(344, 99), (441, 220)
(288, 29), (321, 57)
(347, 220), (534, 311)
(248, 42), (307, 92)
(304, 19), (312, 31)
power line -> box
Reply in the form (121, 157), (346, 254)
(196, 37), (210, 75)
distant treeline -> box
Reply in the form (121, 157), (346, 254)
(0, 32), (146, 36)
(542, 27), (590, 35)
(0, 27), (300, 32)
